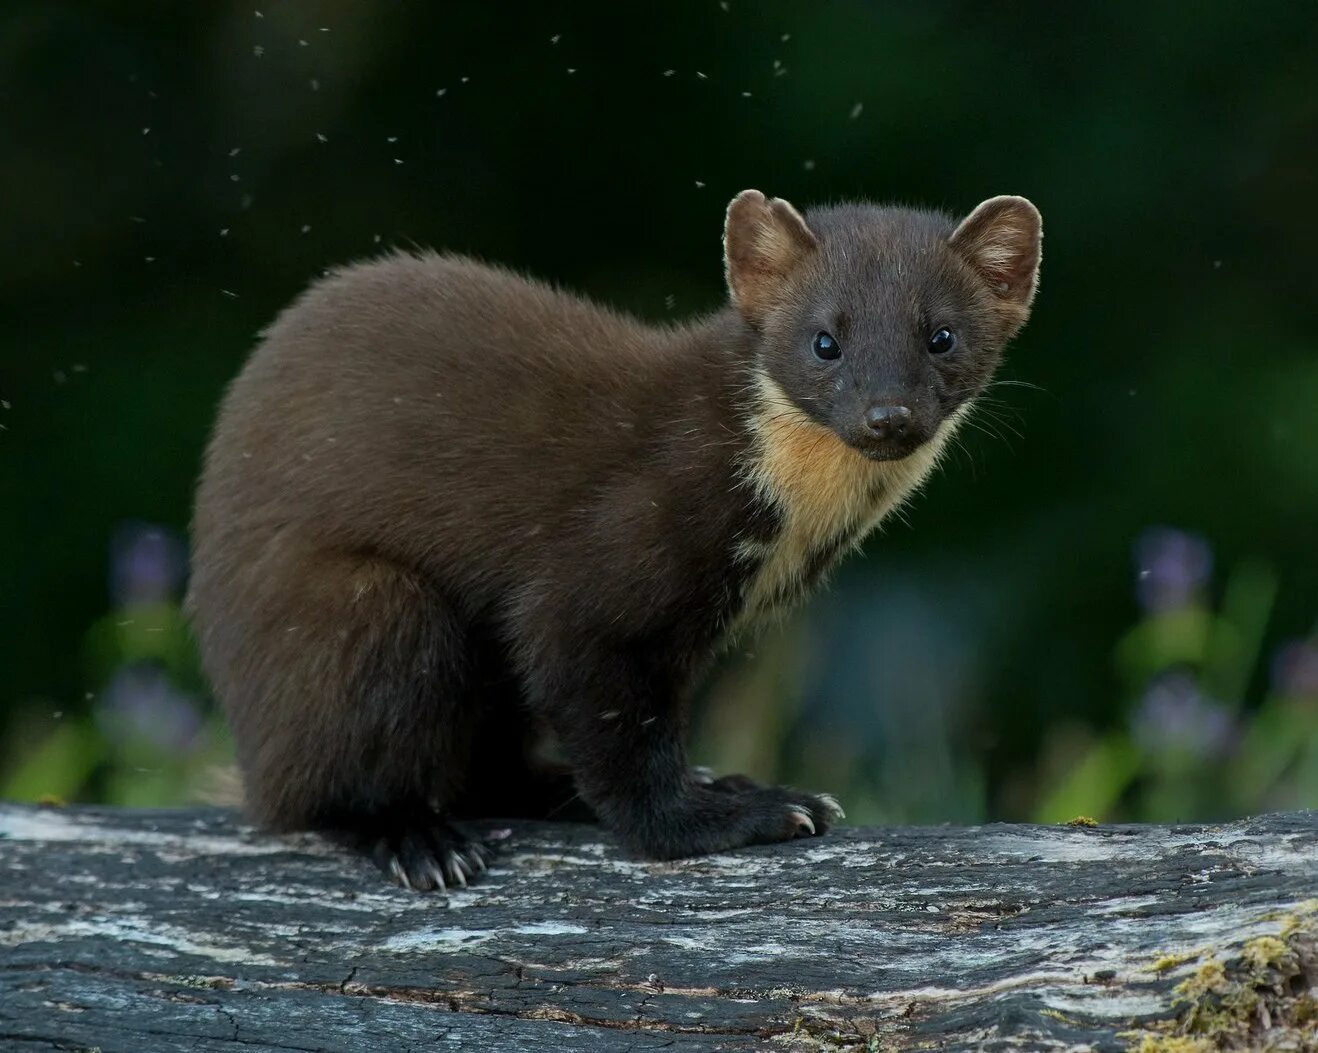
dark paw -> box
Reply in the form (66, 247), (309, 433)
(369, 823), (495, 892)
(740, 785), (846, 843)
(690, 769), (844, 835)
(618, 782), (846, 859)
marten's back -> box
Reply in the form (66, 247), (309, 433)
(189, 252), (748, 623)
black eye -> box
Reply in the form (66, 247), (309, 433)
(928, 327), (956, 354)
(812, 331), (841, 361)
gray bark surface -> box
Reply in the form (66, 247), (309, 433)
(0, 805), (1314, 1051)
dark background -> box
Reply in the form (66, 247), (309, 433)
(3, 1), (1316, 822)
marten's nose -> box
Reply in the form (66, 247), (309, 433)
(864, 403), (913, 440)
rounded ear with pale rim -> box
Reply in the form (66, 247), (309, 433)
(724, 189), (819, 323)
(950, 195), (1042, 309)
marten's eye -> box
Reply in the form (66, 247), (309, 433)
(812, 331), (841, 361)
(928, 327), (957, 355)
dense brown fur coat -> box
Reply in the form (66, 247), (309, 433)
(187, 190), (1041, 889)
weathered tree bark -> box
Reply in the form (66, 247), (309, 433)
(0, 805), (1313, 1052)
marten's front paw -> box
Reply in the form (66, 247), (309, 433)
(370, 823), (495, 892)
(624, 784), (845, 859)
(742, 785), (846, 842)
(691, 770), (844, 829)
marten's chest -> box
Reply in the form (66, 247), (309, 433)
(725, 376), (951, 632)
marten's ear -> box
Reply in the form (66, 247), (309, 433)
(724, 189), (819, 322)
(950, 195), (1042, 309)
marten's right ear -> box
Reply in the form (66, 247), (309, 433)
(724, 189), (819, 323)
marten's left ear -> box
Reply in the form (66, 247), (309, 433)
(724, 189), (819, 323)
(950, 195), (1042, 309)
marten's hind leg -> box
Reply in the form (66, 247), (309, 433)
(452, 662), (598, 823)
(209, 545), (491, 891)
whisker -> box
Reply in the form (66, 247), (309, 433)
(988, 378), (1051, 396)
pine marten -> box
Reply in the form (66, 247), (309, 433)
(187, 189), (1042, 890)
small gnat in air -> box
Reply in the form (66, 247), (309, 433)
(850, 102), (864, 119)
(694, 180), (705, 188)
(316, 133), (328, 143)
(301, 224), (312, 234)
(550, 34), (561, 44)
(222, 290), (238, 299)
(253, 45), (264, 57)
(663, 69), (676, 77)
(229, 147), (241, 157)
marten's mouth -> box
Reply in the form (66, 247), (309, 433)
(853, 436), (926, 463)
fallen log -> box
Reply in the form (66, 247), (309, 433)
(0, 805), (1314, 1051)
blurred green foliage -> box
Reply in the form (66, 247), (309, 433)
(2, 2), (1315, 821)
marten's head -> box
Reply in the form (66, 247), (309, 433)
(724, 190), (1041, 462)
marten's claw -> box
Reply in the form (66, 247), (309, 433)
(423, 862), (448, 892)
(463, 845), (491, 873)
(691, 766), (716, 785)
(788, 808), (816, 836)
(816, 793), (846, 821)
(388, 856), (413, 890)
(445, 850), (471, 888)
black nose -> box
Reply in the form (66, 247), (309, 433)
(864, 403), (913, 440)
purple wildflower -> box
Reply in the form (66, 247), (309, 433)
(95, 663), (202, 753)
(1271, 637), (1318, 699)
(1133, 527), (1213, 613)
(1131, 671), (1235, 758)
(110, 522), (187, 607)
